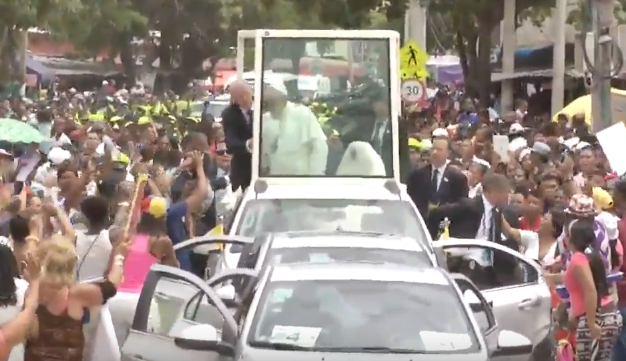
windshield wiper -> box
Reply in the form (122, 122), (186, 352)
(314, 346), (424, 354)
(248, 341), (312, 351)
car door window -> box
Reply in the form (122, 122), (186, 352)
(122, 266), (237, 361)
(224, 195), (244, 234)
(182, 270), (258, 326)
(151, 277), (226, 337)
(444, 246), (538, 291)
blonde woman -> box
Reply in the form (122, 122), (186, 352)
(24, 236), (127, 361)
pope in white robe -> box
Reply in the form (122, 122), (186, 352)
(261, 81), (328, 176)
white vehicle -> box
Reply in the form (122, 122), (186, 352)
(189, 94), (231, 121)
(215, 178), (432, 270)
(297, 75), (331, 99)
(179, 234), (552, 359)
(224, 70), (298, 95)
(122, 262), (533, 361)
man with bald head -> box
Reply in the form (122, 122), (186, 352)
(222, 80), (253, 191)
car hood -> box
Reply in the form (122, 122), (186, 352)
(242, 349), (487, 361)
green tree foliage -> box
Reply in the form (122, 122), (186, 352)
(425, 0), (555, 106)
(0, 0), (83, 80)
(30, 0), (396, 85)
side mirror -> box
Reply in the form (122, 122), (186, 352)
(490, 330), (533, 357)
(174, 324), (235, 357)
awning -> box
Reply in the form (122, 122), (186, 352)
(26, 56), (55, 81)
(491, 68), (583, 82)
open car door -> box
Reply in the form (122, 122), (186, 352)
(434, 239), (551, 354)
(169, 268), (258, 338)
(122, 265), (241, 361)
(154, 236), (253, 319)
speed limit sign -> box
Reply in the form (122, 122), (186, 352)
(401, 79), (425, 102)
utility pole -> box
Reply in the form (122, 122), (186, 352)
(501, 0), (516, 112)
(405, 0), (427, 49)
(551, 0), (567, 117)
(591, 0), (618, 133)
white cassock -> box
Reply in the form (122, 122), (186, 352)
(262, 102), (328, 175)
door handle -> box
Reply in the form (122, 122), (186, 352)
(518, 297), (540, 310)
(129, 354), (145, 360)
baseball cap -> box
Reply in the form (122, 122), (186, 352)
(592, 187), (613, 210)
(141, 196), (169, 219)
(532, 141), (551, 155)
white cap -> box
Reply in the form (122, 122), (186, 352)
(48, 147), (71, 165)
(432, 128), (448, 138)
(102, 80), (109, 85)
(509, 123), (526, 134)
(264, 80), (288, 97)
(508, 137), (528, 153)
(0, 149), (12, 158)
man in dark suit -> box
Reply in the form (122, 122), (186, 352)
(407, 137), (469, 238)
(427, 173), (510, 240)
(222, 80), (253, 191)
(428, 173), (519, 285)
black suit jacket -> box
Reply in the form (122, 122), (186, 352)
(342, 115), (409, 179)
(222, 104), (252, 191)
(407, 163), (469, 237)
(428, 197), (520, 271)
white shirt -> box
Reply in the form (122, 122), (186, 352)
(432, 163), (447, 191)
(0, 278), (27, 361)
(75, 230), (113, 282)
(476, 194), (494, 240)
(371, 118), (389, 151)
(241, 108), (251, 124)
(469, 183), (482, 198)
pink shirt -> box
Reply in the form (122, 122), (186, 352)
(564, 252), (612, 317)
(117, 234), (158, 294)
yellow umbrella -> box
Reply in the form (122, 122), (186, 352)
(553, 88), (626, 125)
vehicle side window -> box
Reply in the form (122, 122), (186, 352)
(152, 278), (226, 337)
(223, 195), (244, 234)
(445, 246), (538, 291)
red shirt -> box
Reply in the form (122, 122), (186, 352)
(520, 216), (542, 232)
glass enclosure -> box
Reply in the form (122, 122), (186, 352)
(258, 37), (393, 178)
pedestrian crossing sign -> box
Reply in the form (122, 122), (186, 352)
(400, 40), (429, 80)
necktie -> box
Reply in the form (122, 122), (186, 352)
(372, 120), (384, 152)
(430, 169), (439, 201)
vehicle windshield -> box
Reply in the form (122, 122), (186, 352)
(267, 246), (432, 267)
(235, 199), (427, 243)
(191, 101), (230, 118)
(205, 102), (229, 119)
(259, 37), (392, 178)
(247, 280), (479, 353)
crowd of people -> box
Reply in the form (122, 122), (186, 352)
(0, 74), (622, 361)
(0, 80), (234, 361)
(404, 88), (626, 361)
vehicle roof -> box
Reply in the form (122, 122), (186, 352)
(270, 233), (424, 252)
(248, 180), (407, 201)
(269, 263), (450, 285)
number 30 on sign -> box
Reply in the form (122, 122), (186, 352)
(401, 79), (425, 102)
